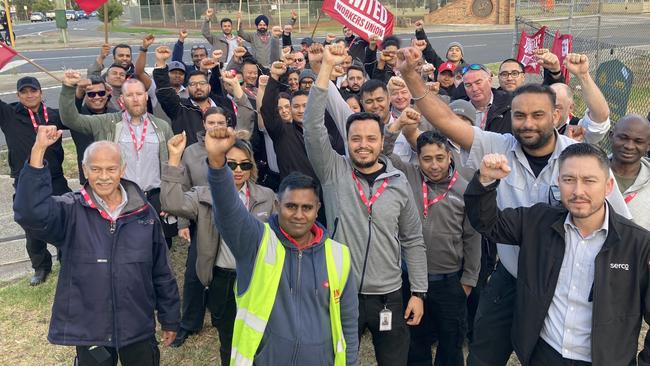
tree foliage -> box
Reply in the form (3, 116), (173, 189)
(98, 0), (124, 24)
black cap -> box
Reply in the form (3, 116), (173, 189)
(17, 76), (41, 92)
(301, 37), (314, 46)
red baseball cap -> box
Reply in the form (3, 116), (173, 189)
(438, 62), (456, 73)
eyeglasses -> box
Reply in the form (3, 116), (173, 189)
(191, 44), (207, 51)
(227, 161), (254, 171)
(461, 63), (489, 75)
(86, 90), (107, 98)
(499, 71), (522, 79)
(188, 81), (208, 87)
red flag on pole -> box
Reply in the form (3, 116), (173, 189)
(516, 26), (547, 74)
(0, 41), (17, 70)
(321, 0), (394, 42)
(551, 30), (573, 84)
(75, 0), (109, 14)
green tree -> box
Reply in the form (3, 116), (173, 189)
(98, 0), (124, 25)
(32, 0), (55, 13)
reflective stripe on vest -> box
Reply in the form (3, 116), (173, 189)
(230, 224), (350, 366)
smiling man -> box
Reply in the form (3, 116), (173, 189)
(464, 145), (650, 366)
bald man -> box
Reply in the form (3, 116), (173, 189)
(610, 114), (650, 229)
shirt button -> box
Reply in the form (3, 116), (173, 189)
(580, 241), (585, 245)
(576, 263), (580, 267)
(572, 286), (576, 290)
(570, 307), (575, 311)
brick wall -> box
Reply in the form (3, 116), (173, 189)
(424, 0), (514, 25)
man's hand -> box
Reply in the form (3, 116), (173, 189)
(178, 28), (188, 43)
(564, 53), (590, 76)
(206, 127), (237, 168)
(368, 34), (380, 51)
(63, 69), (82, 87)
(396, 47), (423, 78)
(404, 296), (424, 326)
(258, 74), (270, 88)
(325, 33), (337, 44)
(380, 49), (396, 64)
(142, 34), (155, 49)
(330, 65), (345, 79)
(98, 43), (110, 62)
(270, 61), (287, 80)
(479, 154), (512, 183)
(205, 8), (214, 20)
(221, 69), (243, 98)
(322, 44), (347, 67)
(212, 49), (224, 61)
(307, 43), (324, 64)
(167, 132), (187, 166)
(392, 107), (421, 132)
(535, 49), (561, 73)
(415, 19), (424, 31)
(425, 81), (440, 95)
(462, 285), (472, 297)
(200, 58), (218, 72)
(155, 46), (172, 65)
(566, 125), (585, 142)
(30, 126), (63, 168)
(178, 227), (191, 242)
(233, 46), (247, 60)
(271, 26), (283, 38)
(291, 9), (298, 19)
(412, 39), (427, 52)
(161, 330), (177, 347)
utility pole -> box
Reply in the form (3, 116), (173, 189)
(55, 0), (69, 46)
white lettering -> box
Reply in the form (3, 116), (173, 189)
(610, 263), (630, 271)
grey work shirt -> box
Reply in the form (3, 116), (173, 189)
(540, 205), (609, 363)
(462, 127), (631, 277)
(92, 184), (128, 220)
(216, 183), (247, 270)
(120, 114), (161, 192)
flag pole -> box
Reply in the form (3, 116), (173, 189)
(2, 0), (15, 47)
(311, 11), (321, 39)
(13, 52), (62, 82)
(236, 0), (243, 33)
(104, 2), (109, 44)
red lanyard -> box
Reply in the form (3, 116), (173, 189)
(124, 112), (149, 152)
(116, 98), (125, 111)
(244, 184), (250, 209)
(351, 172), (389, 215)
(230, 97), (239, 116)
(422, 171), (459, 218)
(243, 87), (257, 99)
(479, 110), (488, 130)
(80, 187), (146, 223)
(27, 103), (48, 131)
(625, 192), (637, 204)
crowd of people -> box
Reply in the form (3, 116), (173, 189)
(4, 7), (650, 366)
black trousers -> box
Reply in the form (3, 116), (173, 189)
(467, 263), (517, 366)
(358, 289), (410, 366)
(408, 274), (468, 366)
(206, 267), (237, 365)
(16, 175), (71, 271)
(467, 237), (497, 342)
(530, 338), (592, 366)
(75, 337), (160, 366)
(179, 224), (216, 332)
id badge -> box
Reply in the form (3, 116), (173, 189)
(379, 307), (392, 332)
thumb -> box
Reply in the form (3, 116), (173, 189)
(403, 301), (413, 319)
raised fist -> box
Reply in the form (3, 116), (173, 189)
(564, 53), (590, 76)
(415, 20), (424, 31)
(212, 49), (224, 61)
(535, 48), (560, 73)
(155, 46), (172, 63)
(479, 154), (512, 182)
(205, 8), (214, 19)
(63, 69), (82, 87)
(143, 34), (155, 49)
(179, 28), (188, 42)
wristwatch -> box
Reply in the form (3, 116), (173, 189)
(411, 291), (427, 300)
(139, 46), (148, 52)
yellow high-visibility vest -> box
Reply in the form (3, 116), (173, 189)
(230, 224), (351, 366)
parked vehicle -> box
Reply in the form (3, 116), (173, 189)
(65, 10), (77, 21)
(76, 10), (88, 19)
(30, 12), (45, 22)
(90, 11), (98, 17)
(45, 11), (56, 21)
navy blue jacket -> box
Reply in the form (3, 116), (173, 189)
(208, 164), (359, 365)
(13, 162), (180, 348)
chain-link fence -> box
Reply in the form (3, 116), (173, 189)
(129, 0), (429, 31)
(514, 0), (650, 150)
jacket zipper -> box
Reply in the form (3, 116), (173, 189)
(358, 181), (374, 293)
(291, 250), (303, 365)
(109, 220), (120, 350)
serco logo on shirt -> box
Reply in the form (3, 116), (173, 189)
(610, 263), (630, 271)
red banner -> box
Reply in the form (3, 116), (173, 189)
(551, 30), (573, 84)
(0, 42), (17, 70)
(516, 27), (546, 74)
(321, 0), (394, 42)
(75, 0), (109, 14)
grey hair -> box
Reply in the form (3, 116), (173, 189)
(82, 141), (126, 168)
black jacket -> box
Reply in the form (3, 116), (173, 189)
(453, 88), (513, 134)
(465, 175), (650, 366)
(0, 100), (67, 180)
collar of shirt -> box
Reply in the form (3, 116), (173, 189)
(91, 184), (129, 221)
(564, 203), (610, 239)
(237, 181), (248, 202)
(473, 92), (494, 113)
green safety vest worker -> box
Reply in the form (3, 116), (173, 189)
(230, 224), (351, 366)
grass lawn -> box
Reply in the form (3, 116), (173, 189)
(0, 139), (80, 180)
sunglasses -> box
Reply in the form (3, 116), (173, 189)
(227, 161), (254, 171)
(86, 90), (107, 98)
(461, 63), (489, 75)
(191, 44), (206, 50)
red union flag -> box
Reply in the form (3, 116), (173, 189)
(322, 0), (395, 42)
(516, 27), (547, 73)
(551, 30), (573, 84)
(75, 0), (109, 14)
(0, 42), (17, 70)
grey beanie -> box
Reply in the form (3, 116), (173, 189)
(449, 99), (476, 125)
(299, 69), (317, 83)
(447, 41), (464, 57)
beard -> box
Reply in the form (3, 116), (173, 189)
(514, 126), (554, 150)
(349, 149), (378, 169)
(257, 28), (267, 34)
(192, 94), (209, 102)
